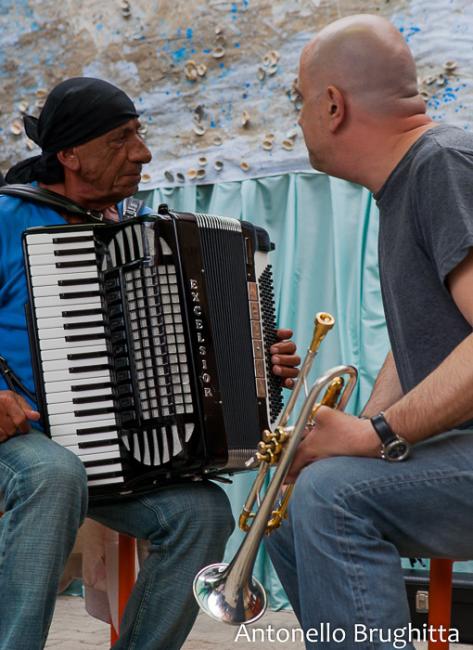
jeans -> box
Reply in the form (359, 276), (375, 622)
(265, 429), (473, 650)
(0, 430), (234, 650)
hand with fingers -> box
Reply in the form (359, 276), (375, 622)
(270, 328), (301, 389)
(0, 391), (41, 443)
(285, 406), (381, 483)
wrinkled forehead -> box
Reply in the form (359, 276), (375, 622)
(72, 117), (141, 152)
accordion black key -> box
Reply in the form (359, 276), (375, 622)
(22, 206), (283, 501)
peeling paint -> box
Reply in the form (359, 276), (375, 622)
(0, 0), (472, 187)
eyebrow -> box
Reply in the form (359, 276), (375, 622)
(108, 122), (141, 139)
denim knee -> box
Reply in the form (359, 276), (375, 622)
(289, 457), (356, 523)
(149, 481), (234, 542)
(14, 445), (88, 524)
(180, 481), (234, 539)
(201, 482), (235, 535)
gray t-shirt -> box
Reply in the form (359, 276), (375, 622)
(375, 124), (473, 396)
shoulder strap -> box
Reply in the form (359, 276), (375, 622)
(0, 355), (36, 402)
(0, 184), (105, 223)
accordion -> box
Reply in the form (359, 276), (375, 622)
(22, 206), (283, 501)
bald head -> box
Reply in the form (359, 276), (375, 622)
(301, 14), (423, 117)
(297, 14), (435, 190)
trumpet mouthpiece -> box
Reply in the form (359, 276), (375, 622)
(316, 312), (335, 327)
(309, 312), (335, 352)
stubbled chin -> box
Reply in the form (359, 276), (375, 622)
(308, 152), (324, 173)
(308, 153), (319, 170)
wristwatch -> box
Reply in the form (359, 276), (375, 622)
(369, 412), (411, 462)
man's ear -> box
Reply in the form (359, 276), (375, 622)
(57, 148), (80, 172)
(326, 85), (345, 133)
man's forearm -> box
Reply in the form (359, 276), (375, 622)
(385, 332), (473, 442)
(360, 351), (404, 417)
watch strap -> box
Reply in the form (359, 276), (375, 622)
(370, 412), (397, 445)
(370, 412), (411, 461)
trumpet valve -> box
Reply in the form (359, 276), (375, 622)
(257, 440), (268, 452)
(256, 439), (283, 465)
(256, 442), (271, 464)
(256, 449), (276, 464)
(256, 451), (267, 463)
(275, 427), (290, 444)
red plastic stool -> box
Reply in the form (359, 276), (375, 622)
(428, 558), (454, 649)
(110, 534), (136, 646)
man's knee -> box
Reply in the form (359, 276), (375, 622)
(290, 457), (360, 519)
(163, 481), (235, 545)
(191, 482), (235, 538)
(14, 445), (88, 522)
(142, 481), (234, 556)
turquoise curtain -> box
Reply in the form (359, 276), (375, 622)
(139, 171), (473, 608)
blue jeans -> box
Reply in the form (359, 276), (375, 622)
(0, 431), (234, 650)
(265, 429), (473, 649)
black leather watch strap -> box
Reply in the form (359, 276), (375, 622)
(370, 412), (397, 445)
(370, 412), (410, 462)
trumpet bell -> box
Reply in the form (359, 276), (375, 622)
(193, 562), (267, 625)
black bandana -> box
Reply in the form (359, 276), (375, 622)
(6, 77), (139, 184)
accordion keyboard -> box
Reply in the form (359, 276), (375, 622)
(25, 228), (124, 489)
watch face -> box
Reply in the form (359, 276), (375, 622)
(383, 438), (410, 462)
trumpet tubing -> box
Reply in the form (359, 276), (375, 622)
(238, 312), (335, 533)
(193, 312), (358, 626)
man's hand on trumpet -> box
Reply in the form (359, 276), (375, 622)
(285, 406), (381, 482)
(270, 329), (301, 388)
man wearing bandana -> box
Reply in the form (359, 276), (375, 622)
(0, 78), (300, 649)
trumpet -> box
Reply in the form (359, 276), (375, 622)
(193, 313), (358, 625)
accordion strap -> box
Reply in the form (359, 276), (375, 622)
(0, 356), (36, 402)
(0, 184), (106, 223)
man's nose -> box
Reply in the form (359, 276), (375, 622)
(131, 137), (152, 164)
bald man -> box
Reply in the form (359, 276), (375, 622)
(266, 14), (473, 649)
